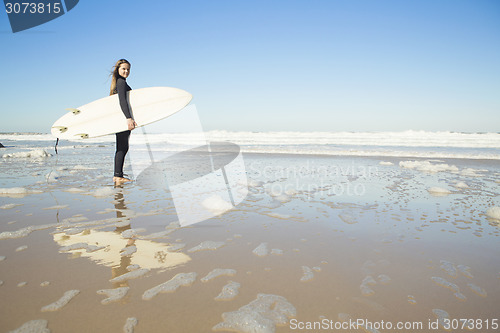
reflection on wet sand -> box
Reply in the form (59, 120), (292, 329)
(53, 190), (191, 280)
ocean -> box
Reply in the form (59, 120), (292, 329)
(1, 130), (500, 160)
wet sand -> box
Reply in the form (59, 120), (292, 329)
(1, 153), (499, 332)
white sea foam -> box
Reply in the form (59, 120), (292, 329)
(440, 260), (458, 278)
(431, 276), (459, 292)
(120, 246), (137, 256)
(43, 205), (68, 210)
(300, 266), (314, 282)
(432, 309), (451, 330)
(188, 241), (225, 253)
(431, 276), (466, 300)
(64, 188), (85, 193)
(271, 248), (283, 256)
(377, 274), (391, 284)
(139, 229), (176, 239)
(252, 243), (269, 257)
(142, 272), (197, 300)
(123, 317), (138, 333)
(201, 269), (237, 282)
(339, 213), (357, 224)
(400, 161), (458, 173)
(41, 289), (80, 312)
(202, 195), (233, 215)
(428, 187), (452, 196)
(97, 287), (130, 304)
(457, 265), (473, 279)
(0, 227), (33, 240)
(109, 269), (150, 283)
(72, 165), (94, 170)
(454, 181), (469, 189)
(0, 187), (43, 197)
(0, 203), (23, 210)
(461, 168), (487, 177)
(215, 281), (241, 301)
(59, 242), (105, 253)
(2, 149), (51, 159)
(15, 245), (28, 252)
(486, 207), (500, 220)
(467, 283), (487, 297)
(213, 293), (296, 333)
(167, 243), (186, 251)
(121, 229), (146, 239)
(7, 319), (50, 333)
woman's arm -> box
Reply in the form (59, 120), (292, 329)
(117, 77), (136, 130)
(117, 77), (132, 119)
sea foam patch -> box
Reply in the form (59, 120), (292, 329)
(7, 319), (50, 333)
(0, 187), (43, 197)
(300, 266), (314, 282)
(97, 287), (130, 304)
(428, 187), (452, 196)
(213, 293), (296, 333)
(2, 149), (51, 159)
(252, 243), (269, 257)
(399, 161), (458, 173)
(201, 269), (236, 282)
(187, 241), (225, 253)
(0, 227), (33, 240)
(0, 203), (23, 210)
(109, 269), (150, 283)
(486, 207), (500, 220)
(142, 272), (197, 300)
(215, 281), (241, 301)
(41, 289), (80, 312)
(123, 317), (138, 333)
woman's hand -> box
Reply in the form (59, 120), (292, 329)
(127, 118), (137, 131)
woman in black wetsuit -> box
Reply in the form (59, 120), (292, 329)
(110, 59), (137, 184)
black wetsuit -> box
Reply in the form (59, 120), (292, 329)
(114, 76), (132, 178)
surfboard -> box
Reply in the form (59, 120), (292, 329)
(51, 87), (192, 139)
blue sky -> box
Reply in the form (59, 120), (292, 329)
(1, 0), (499, 133)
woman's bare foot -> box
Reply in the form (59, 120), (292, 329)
(113, 176), (132, 184)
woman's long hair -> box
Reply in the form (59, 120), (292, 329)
(110, 59), (131, 96)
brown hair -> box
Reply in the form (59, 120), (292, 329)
(110, 59), (131, 96)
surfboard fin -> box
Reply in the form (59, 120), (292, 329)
(52, 126), (68, 133)
(66, 108), (81, 115)
(75, 133), (89, 139)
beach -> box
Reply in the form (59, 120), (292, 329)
(0, 132), (499, 333)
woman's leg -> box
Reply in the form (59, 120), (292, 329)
(114, 130), (131, 178)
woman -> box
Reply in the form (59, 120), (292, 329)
(110, 59), (137, 184)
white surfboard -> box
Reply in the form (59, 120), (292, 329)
(51, 87), (192, 139)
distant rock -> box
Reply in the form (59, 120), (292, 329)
(0, 143), (4, 148)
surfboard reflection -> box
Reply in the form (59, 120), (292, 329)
(53, 189), (190, 288)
